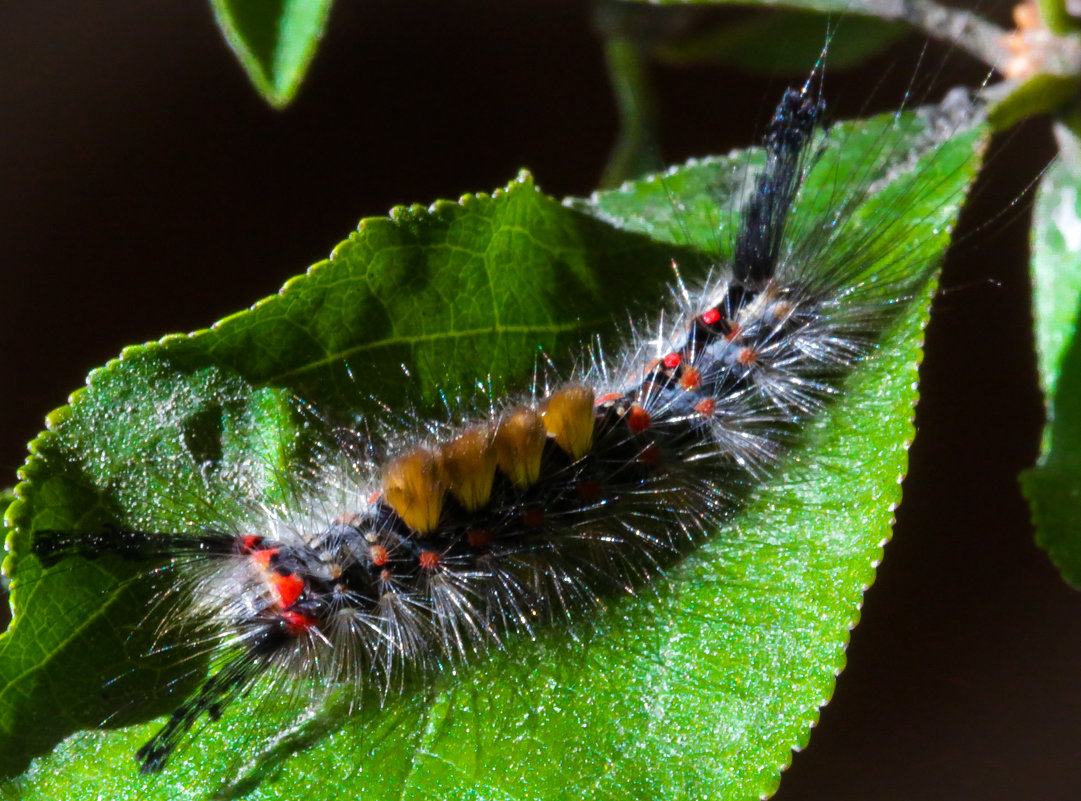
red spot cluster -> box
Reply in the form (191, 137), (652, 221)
(243, 542), (314, 634)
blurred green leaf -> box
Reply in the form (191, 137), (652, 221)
(1038, 0), (1081, 35)
(653, 11), (904, 72)
(1022, 140), (1081, 587)
(210, 0), (334, 108)
(623, 0), (861, 13)
(988, 73), (1081, 132)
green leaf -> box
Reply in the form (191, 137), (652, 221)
(1, 106), (984, 799)
(1038, 0), (1081, 35)
(622, 0), (862, 14)
(0, 489), (13, 543)
(652, 11), (905, 73)
(0, 487), (13, 609)
(210, 0), (334, 109)
(1022, 142), (1081, 587)
(987, 73), (1081, 132)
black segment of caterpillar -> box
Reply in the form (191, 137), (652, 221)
(31, 72), (915, 775)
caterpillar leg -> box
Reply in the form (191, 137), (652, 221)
(136, 646), (272, 775)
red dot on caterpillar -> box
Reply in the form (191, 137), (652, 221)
(626, 405), (652, 433)
(252, 548), (279, 569)
(680, 366), (702, 391)
(281, 610), (318, 634)
(417, 551), (442, 570)
(269, 572), (305, 608)
(737, 347), (759, 366)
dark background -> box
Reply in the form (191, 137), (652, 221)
(2, 1), (1078, 799)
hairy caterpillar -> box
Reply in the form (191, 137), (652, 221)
(1, 51), (987, 800)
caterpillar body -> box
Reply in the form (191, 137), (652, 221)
(5, 57), (985, 799)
